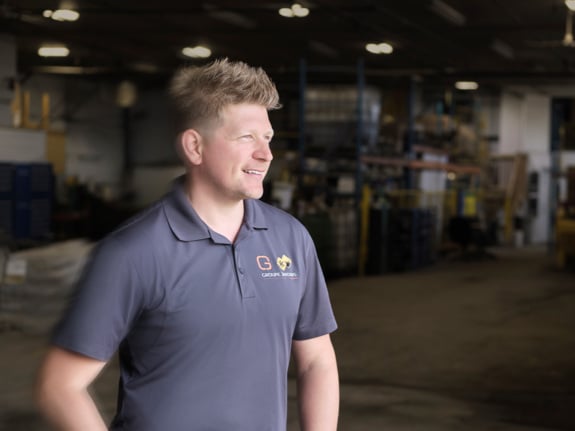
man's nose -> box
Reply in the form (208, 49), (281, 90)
(254, 139), (273, 162)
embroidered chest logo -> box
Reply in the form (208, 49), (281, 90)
(276, 254), (292, 271)
(256, 254), (299, 279)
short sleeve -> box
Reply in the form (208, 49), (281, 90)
(292, 231), (338, 340)
(51, 237), (147, 361)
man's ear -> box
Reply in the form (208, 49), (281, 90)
(180, 129), (203, 165)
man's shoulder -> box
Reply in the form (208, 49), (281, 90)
(103, 199), (170, 250)
(252, 199), (304, 227)
(250, 200), (315, 246)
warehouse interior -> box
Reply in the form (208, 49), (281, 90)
(1, 0), (575, 429)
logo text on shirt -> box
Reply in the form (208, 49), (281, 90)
(257, 255), (298, 279)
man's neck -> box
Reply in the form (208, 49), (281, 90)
(185, 177), (245, 243)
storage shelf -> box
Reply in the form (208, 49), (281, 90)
(360, 155), (481, 174)
(412, 144), (449, 156)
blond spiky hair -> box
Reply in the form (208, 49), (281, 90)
(168, 58), (281, 133)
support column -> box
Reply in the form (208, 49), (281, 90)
(0, 35), (17, 127)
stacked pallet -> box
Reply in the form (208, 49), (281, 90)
(0, 239), (92, 334)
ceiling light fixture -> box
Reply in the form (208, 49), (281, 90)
(455, 81), (479, 91)
(38, 45), (70, 57)
(365, 42), (393, 55)
(292, 3), (309, 17)
(566, 0), (575, 12)
(429, 0), (466, 26)
(43, 9), (80, 22)
(182, 45), (212, 58)
(279, 3), (309, 18)
(278, 8), (293, 17)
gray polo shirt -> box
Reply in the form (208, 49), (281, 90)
(52, 177), (337, 431)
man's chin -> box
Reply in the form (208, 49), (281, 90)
(243, 188), (264, 200)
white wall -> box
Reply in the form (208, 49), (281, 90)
(522, 94), (551, 244)
(23, 75), (67, 131)
(64, 80), (124, 187)
(17, 75), (182, 203)
(482, 94), (500, 139)
(0, 127), (45, 162)
(499, 92), (523, 155)
(498, 91), (551, 244)
(22, 77), (124, 188)
(561, 152), (575, 170)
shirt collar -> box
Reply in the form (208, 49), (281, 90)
(163, 176), (210, 242)
(163, 175), (268, 242)
(244, 198), (268, 231)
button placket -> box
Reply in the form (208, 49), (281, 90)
(233, 246), (255, 298)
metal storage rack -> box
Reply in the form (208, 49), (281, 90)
(296, 60), (371, 276)
(0, 162), (54, 242)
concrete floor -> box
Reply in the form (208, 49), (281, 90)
(1, 245), (574, 430)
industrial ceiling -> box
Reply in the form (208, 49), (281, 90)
(3, 0), (575, 88)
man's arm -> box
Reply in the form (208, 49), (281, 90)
(292, 334), (339, 431)
(36, 346), (109, 431)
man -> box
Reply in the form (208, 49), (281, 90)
(36, 58), (339, 431)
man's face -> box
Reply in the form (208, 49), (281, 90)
(196, 103), (274, 203)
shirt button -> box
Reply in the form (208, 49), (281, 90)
(238, 267), (245, 274)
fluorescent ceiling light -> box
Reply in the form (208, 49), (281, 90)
(566, 0), (575, 12)
(279, 3), (309, 18)
(182, 46), (212, 58)
(38, 45), (70, 57)
(291, 3), (309, 17)
(455, 81), (478, 90)
(365, 42), (393, 55)
(429, 0), (466, 26)
(43, 9), (79, 21)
